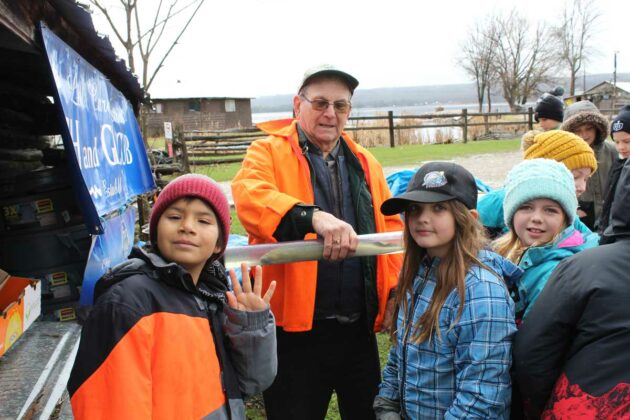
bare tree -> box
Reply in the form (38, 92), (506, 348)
(491, 10), (558, 111)
(553, 0), (600, 96)
(459, 18), (499, 112)
(87, 1), (205, 224)
(88, 0), (205, 93)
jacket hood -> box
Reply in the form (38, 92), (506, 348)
(477, 249), (523, 288)
(561, 102), (609, 145)
(602, 160), (630, 240)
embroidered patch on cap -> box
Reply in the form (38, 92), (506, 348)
(422, 171), (447, 188)
(612, 120), (624, 132)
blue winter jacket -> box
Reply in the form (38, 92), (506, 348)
(515, 225), (599, 320)
(377, 250), (521, 419)
(478, 188), (597, 240)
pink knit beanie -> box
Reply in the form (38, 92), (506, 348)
(149, 174), (231, 257)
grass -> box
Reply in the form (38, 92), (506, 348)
(190, 162), (245, 183)
(368, 138), (520, 167)
(230, 208), (246, 236)
(185, 139), (521, 182)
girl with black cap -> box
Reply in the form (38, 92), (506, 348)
(374, 162), (519, 419)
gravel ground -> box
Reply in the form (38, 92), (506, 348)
(383, 150), (523, 189)
(218, 150), (524, 204)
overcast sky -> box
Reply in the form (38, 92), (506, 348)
(90, 0), (630, 98)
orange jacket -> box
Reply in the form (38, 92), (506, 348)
(232, 119), (403, 332)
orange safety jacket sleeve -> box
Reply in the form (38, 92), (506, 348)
(232, 136), (314, 243)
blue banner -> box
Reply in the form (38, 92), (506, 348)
(41, 25), (155, 234)
(81, 206), (137, 305)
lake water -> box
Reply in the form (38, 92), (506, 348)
(252, 103), (528, 144)
(252, 103), (520, 122)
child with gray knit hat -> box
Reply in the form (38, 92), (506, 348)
(561, 101), (617, 229)
(493, 159), (598, 321)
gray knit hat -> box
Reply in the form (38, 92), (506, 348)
(611, 105), (630, 137)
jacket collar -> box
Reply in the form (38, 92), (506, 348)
(130, 247), (229, 302)
(257, 118), (366, 161)
(519, 226), (585, 266)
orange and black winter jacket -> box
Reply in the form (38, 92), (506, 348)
(68, 247), (276, 420)
(231, 119), (403, 332)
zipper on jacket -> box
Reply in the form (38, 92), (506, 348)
(400, 266), (431, 418)
(298, 132), (317, 195)
(354, 178), (362, 226)
(202, 300), (232, 419)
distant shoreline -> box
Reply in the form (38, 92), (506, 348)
(252, 102), (525, 123)
(251, 72), (630, 115)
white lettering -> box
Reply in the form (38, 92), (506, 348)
(100, 124), (134, 166)
(81, 136), (100, 169)
(100, 124), (117, 166)
(101, 175), (124, 198)
(66, 117), (82, 169)
(69, 67), (87, 109)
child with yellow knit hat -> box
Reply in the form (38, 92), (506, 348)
(478, 130), (598, 238)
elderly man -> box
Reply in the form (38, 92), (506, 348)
(232, 65), (403, 419)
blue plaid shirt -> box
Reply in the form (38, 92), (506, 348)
(378, 250), (520, 419)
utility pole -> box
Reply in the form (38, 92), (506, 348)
(583, 66), (586, 98)
(613, 51), (619, 112)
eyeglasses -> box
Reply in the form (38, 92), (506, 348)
(300, 95), (352, 114)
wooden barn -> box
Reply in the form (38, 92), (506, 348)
(146, 95), (253, 137)
(565, 81), (630, 112)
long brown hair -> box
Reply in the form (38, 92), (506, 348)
(391, 200), (488, 345)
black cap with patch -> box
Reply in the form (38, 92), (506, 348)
(611, 105), (630, 136)
(380, 162), (478, 215)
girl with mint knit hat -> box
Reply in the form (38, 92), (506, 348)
(493, 159), (599, 321)
(478, 130), (597, 240)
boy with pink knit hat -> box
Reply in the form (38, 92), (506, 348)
(69, 174), (277, 419)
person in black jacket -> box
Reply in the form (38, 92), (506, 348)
(68, 174), (277, 419)
(513, 159), (630, 419)
(599, 105), (630, 239)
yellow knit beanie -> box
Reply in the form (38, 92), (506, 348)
(524, 129), (598, 173)
(521, 129), (541, 152)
